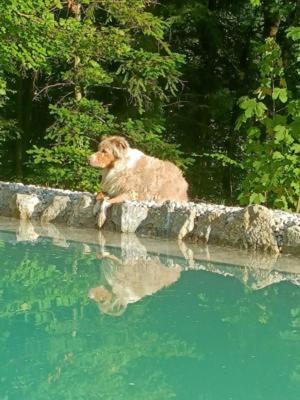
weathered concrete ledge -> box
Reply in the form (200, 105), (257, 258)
(0, 181), (299, 256)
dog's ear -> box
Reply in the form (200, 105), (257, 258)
(110, 136), (129, 151)
(109, 136), (129, 158)
(98, 135), (129, 157)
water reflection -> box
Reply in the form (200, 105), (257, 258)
(89, 234), (182, 316)
(0, 219), (300, 400)
(2, 217), (299, 300)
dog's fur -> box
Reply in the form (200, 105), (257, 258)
(89, 136), (188, 204)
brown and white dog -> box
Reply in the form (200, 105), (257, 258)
(89, 135), (188, 205)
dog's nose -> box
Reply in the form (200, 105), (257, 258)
(89, 154), (99, 167)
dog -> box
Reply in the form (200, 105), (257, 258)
(89, 135), (188, 206)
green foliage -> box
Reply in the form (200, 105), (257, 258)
(0, 76), (7, 107)
(250, 0), (261, 6)
(117, 49), (184, 112)
(0, 1), (58, 73)
(0, 0), (187, 189)
(236, 37), (300, 211)
(27, 99), (112, 191)
(203, 152), (242, 169)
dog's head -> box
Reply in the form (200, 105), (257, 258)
(88, 285), (126, 316)
(89, 136), (130, 168)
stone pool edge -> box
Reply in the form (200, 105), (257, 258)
(0, 181), (299, 256)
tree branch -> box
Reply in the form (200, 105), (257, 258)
(33, 82), (73, 99)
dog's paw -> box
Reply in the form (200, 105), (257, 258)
(97, 198), (110, 228)
(96, 191), (105, 201)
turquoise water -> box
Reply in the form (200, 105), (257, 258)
(0, 228), (300, 400)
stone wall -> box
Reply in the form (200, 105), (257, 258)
(0, 181), (299, 255)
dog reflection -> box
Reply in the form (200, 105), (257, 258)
(88, 254), (182, 316)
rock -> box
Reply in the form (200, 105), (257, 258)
(102, 201), (196, 239)
(103, 202), (149, 233)
(282, 225), (300, 255)
(137, 201), (196, 240)
(220, 205), (279, 253)
(187, 210), (225, 244)
(68, 194), (96, 227)
(189, 205), (279, 253)
(0, 187), (17, 217)
(239, 205), (278, 252)
(12, 193), (40, 220)
(41, 195), (70, 223)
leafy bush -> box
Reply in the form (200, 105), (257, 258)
(236, 37), (300, 211)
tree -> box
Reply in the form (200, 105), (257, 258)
(0, 0), (188, 190)
(236, 37), (300, 211)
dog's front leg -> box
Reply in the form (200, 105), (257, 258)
(97, 193), (130, 229)
(97, 197), (110, 228)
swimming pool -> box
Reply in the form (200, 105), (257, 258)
(0, 218), (299, 400)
